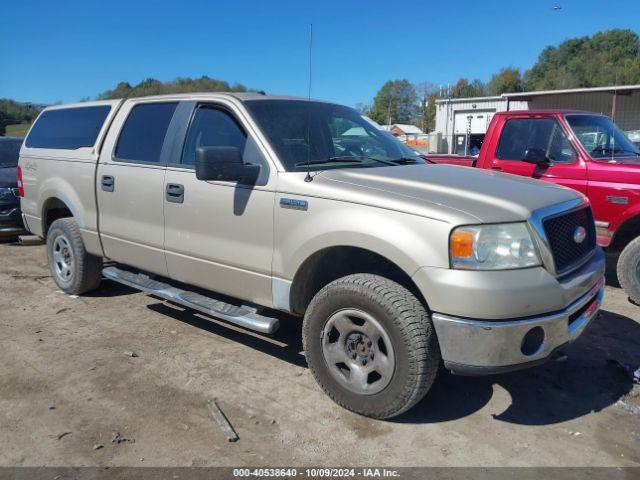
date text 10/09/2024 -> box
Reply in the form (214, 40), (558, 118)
(232, 468), (401, 478)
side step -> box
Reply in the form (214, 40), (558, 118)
(102, 266), (279, 334)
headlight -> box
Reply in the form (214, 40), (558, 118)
(450, 223), (541, 270)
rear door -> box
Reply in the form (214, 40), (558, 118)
(489, 116), (588, 194)
(97, 100), (179, 276)
(163, 100), (275, 306)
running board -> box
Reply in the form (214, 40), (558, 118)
(102, 266), (279, 334)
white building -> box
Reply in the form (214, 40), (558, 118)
(433, 84), (640, 155)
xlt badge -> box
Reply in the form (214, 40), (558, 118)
(280, 198), (308, 211)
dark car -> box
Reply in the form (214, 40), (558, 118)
(0, 137), (27, 239)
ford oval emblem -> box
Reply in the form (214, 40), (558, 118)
(573, 226), (587, 244)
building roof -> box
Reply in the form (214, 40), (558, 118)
(390, 124), (424, 134)
(503, 84), (640, 98)
(342, 127), (368, 136)
(435, 84), (640, 105)
(435, 95), (503, 105)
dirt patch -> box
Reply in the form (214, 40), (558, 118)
(0, 243), (638, 467)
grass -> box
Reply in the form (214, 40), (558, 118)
(4, 123), (31, 137)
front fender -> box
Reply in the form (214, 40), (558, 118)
(273, 196), (452, 281)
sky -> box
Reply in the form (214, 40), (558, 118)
(1, 0), (639, 107)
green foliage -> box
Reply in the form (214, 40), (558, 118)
(0, 99), (41, 136)
(413, 82), (438, 132)
(487, 67), (524, 95)
(354, 102), (371, 115)
(5, 123), (32, 136)
(369, 79), (417, 125)
(425, 92), (439, 131)
(524, 29), (640, 90)
(98, 76), (249, 99)
(408, 29), (640, 130)
(451, 78), (487, 98)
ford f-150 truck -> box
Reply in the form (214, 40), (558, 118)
(426, 110), (640, 304)
(18, 94), (604, 418)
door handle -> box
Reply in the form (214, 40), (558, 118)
(165, 183), (185, 204)
(101, 175), (115, 192)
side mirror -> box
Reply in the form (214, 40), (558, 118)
(522, 148), (551, 166)
(195, 146), (260, 184)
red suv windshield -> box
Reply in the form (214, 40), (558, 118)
(566, 114), (640, 160)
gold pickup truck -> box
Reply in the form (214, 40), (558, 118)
(18, 93), (604, 418)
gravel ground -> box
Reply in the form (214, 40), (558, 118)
(0, 242), (638, 467)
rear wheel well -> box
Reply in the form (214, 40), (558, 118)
(610, 215), (640, 252)
(42, 198), (73, 237)
(289, 246), (426, 315)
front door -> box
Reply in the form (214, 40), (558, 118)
(97, 101), (179, 276)
(490, 116), (588, 194)
(163, 102), (275, 307)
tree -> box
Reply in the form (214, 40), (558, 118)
(524, 29), (640, 90)
(414, 82), (438, 132)
(98, 76), (249, 99)
(369, 80), (417, 125)
(425, 91), (440, 132)
(487, 67), (523, 95)
(451, 78), (486, 98)
(354, 102), (371, 115)
(0, 99), (42, 136)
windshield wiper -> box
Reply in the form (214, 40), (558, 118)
(591, 146), (640, 156)
(389, 157), (421, 164)
(294, 155), (398, 167)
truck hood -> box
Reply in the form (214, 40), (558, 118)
(317, 164), (583, 224)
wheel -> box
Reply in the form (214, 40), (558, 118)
(618, 236), (640, 305)
(302, 274), (440, 419)
(46, 218), (102, 295)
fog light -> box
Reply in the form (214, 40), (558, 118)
(521, 327), (544, 356)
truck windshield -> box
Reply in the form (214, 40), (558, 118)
(566, 114), (640, 159)
(244, 100), (422, 172)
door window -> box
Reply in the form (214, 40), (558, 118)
(181, 106), (268, 181)
(114, 102), (178, 163)
(496, 118), (575, 163)
(182, 107), (247, 166)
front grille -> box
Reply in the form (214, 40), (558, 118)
(543, 206), (596, 274)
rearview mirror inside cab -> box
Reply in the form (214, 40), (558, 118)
(195, 146), (260, 184)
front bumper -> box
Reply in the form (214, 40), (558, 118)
(432, 276), (604, 375)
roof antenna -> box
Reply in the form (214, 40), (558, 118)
(308, 23), (313, 101)
(305, 23), (314, 182)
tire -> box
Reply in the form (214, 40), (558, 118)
(617, 236), (640, 305)
(302, 273), (440, 419)
(46, 218), (102, 295)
